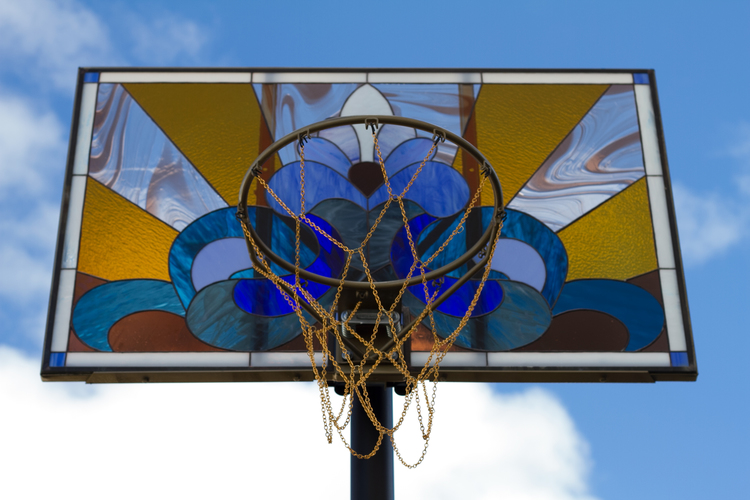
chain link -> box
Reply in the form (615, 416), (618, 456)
(238, 125), (502, 467)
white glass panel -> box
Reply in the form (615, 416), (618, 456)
(487, 352), (671, 367)
(51, 269), (76, 351)
(646, 175), (676, 268)
(635, 85), (664, 176)
(368, 72), (481, 84)
(410, 352), (487, 367)
(252, 72), (367, 83)
(66, 352), (250, 367)
(482, 72), (633, 84)
(61, 175), (87, 268)
(72, 83), (97, 175)
(251, 352), (323, 367)
(99, 72), (251, 83)
(659, 269), (687, 351)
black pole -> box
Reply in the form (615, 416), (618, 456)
(351, 385), (394, 500)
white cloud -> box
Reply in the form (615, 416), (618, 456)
(672, 122), (750, 265)
(0, 92), (66, 195)
(0, 0), (113, 90)
(0, 346), (597, 500)
(673, 183), (747, 265)
(395, 385), (596, 500)
(0, 203), (58, 303)
(0, 93), (64, 308)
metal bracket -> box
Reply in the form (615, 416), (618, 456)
(365, 117), (379, 134)
(480, 161), (492, 177)
(235, 206), (246, 222)
(340, 310), (401, 339)
(250, 162), (263, 177)
(296, 130), (311, 154)
(432, 129), (446, 145)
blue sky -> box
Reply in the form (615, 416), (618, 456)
(0, 0), (748, 498)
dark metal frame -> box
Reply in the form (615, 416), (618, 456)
(39, 67), (697, 384)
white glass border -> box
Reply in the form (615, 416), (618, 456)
(368, 72), (481, 84)
(99, 72), (251, 83)
(61, 175), (87, 268)
(411, 352), (487, 367)
(488, 352), (671, 367)
(647, 175), (677, 269)
(250, 352), (324, 367)
(660, 269), (687, 351)
(72, 83), (97, 175)
(51, 269), (76, 352)
(253, 72), (367, 83)
(635, 85), (664, 176)
(66, 352), (250, 367)
(482, 73), (633, 84)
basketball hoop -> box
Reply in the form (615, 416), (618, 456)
(237, 115), (505, 467)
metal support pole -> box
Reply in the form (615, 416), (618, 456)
(351, 385), (394, 500)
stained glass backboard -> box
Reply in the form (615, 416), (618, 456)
(41, 69), (696, 383)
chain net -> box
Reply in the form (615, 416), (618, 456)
(239, 126), (503, 467)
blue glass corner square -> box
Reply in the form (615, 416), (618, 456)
(633, 73), (650, 84)
(83, 72), (99, 83)
(670, 352), (689, 367)
(49, 352), (66, 367)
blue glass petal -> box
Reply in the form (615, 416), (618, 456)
(404, 280), (550, 351)
(375, 124), (416, 163)
(266, 161), (368, 215)
(369, 161), (469, 217)
(169, 207), (322, 309)
(192, 238), (252, 292)
(499, 209), (568, 307)
(233, 275), (329, 317)
(413, 208), (565, 306)
(552, 279), (665, 351)
(318, 125), (360, 164)
(391, 214), (503, 316)
(73, 280), (185, 352)
(186, 280), (334, 351)
(301, 137), (352, 177)
(383, 137), (437, 177)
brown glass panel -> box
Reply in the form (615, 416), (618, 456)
(73, 272), (107, 305)
(516, 310), (629, 352)
(627, 270), (664, 306)
(461, 110), (480, 198)
(348, 161), (385, 197)
(68, 329), (96, 352)
(109, 310), (224, 352)
(270, 325), (325, 352)
(410, 323), (471, 352)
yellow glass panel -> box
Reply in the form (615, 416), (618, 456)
(124, 83), (271, 205)
(558, 178), (657, 281)
(474, 84), (608, 206)
(78, 179), (178, 281)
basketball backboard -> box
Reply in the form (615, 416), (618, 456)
(41, 68), (696, 383)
